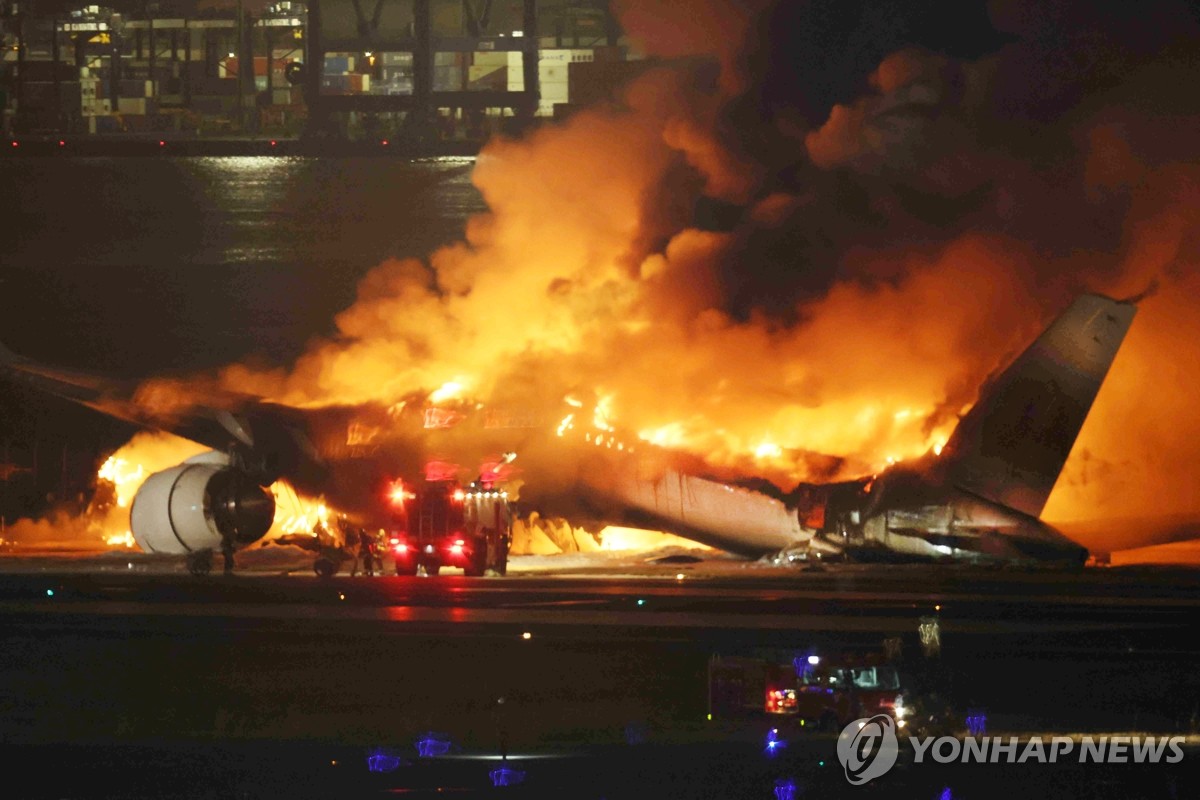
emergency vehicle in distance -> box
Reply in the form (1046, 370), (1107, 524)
(709, 650), (907, 732)
(385, 476), (513, 576)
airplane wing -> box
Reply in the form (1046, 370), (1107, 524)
(0, 339), (322, 481)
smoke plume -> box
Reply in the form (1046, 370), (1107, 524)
(134, 0), (1200, 555)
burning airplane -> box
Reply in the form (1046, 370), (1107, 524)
(0, 290), (1136, 566)
(5, 2), (1197, 566)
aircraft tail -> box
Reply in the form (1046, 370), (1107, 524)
(939, 293), (1137, 519)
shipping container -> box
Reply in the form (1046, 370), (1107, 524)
(382, 77), (414, 95)
(539, 63), (568, 84)
(323, 54), (354, 74)
(119, 79), (154, 98)
(117, 97), (147, 115)
(93, 114), (124, 133)
(320, 73), (369, 94)
(221, 56), (272, 78)
(472, 51), (508, 67)
(507, 49), (593, 67)
(540, 83), (568, 103)
(433, 64), (462, 91)
(320, 74), (348, 93)
(467, 64), (504, 90)
(540, 49), (595, 64)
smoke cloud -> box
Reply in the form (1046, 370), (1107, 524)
(128, 0), (1200, 555)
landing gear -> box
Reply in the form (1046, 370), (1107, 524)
(186, 549), (214, 577)
(314, 557), (336, 579)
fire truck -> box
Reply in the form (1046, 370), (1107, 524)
(386, 478), (512, 576)
(709, 650), (907, 732)
(790, 653), (906, 731)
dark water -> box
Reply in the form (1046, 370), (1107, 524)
(0, 156), (486, 374)
(0, 155), (485, 508)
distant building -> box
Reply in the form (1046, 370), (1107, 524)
(2, 0), (648, 140)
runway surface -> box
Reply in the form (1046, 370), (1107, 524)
(2, 550), (1198, 798)
(2, 547), (1198, 632)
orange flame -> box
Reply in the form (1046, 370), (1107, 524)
(93, 432), (337, 548)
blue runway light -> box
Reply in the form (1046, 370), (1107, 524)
(489, 766), (526, 787)
(415, 733), (452, 757)
(774, 778), (800, 800)
(366, 748), (403, 773)
(938, 788), (953, 800)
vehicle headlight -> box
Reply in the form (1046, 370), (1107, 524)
(893, 695), (908, 719)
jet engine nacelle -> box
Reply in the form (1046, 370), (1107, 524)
(130, 452), (276, 555)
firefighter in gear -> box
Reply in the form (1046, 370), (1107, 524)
(357, 527), (376, 576)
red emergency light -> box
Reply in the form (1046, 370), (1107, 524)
(387, 479), (410, 506)
(424, 460), (460, 481)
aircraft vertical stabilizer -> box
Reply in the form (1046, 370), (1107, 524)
(939, 293), (1137, 519)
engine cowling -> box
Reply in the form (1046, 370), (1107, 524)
(129, 453), (276, 555)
